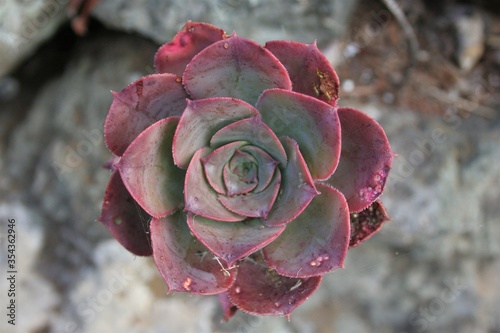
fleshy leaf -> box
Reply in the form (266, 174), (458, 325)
(219, 169), (281, 219)
(173, 97), (259, 168)
(265, 138), (319, 226)
(187, 214), (285, 266)
(184, 147), (245, 222)
(240, 145), (279, 193)
(223, 149), (258, 196)
(202, 141), (249, 195)
(218, 292), (238, 321)
(105, 74), (188, 156)
(183, 35), (292, 105)
(151, 212), (235, 294)
(98, 171), (152, 256)
(117, 117), (185, 218)
(155, 21), (227, 76)
(210, 116), (287, 166)
(227, 253), (322, 316)
(265, 40), (339, 104)
(349, 200), (390, 247)
(256, 89), (341, 180)
(327, 107), (394, 212)
(263, 183), (350, 278)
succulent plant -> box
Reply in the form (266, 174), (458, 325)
(99, 21), (394, 319)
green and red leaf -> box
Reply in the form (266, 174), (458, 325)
(151, 212), (235, 294)
(117, 117), (185, 218)
(265, 138), (319, 227)
(263, 183), (350, 278)
(327, 107), (394, 212)
(210, 116), (287, 166)
(227, 253), (322, 316)
(183, 35), (292, 105)
(173, 97), (259, 168)
(202, 141), (249, 195)
(184, 147), (246, 222)
(257, 89), (341, 180)
(219, 169), (281, 219)
(105, 74), (188, 156)
(187, 214), (284, 266)
(265, 40), (339, 104)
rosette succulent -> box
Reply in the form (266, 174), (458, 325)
(99, 21), (394, 318)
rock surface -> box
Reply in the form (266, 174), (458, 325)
(91, 0), (358, 45)
(0, 0), (67, 78)
(0, 1), (499, 333)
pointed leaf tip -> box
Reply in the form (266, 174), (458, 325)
(155, 21), (226, 76)
(104, 74), (188, 156)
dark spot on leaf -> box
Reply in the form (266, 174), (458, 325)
(349, 200), (390, 247)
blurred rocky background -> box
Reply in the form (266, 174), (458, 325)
(0, 0), (499, 332)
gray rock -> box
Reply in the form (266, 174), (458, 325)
(0, 0), (67, 77)
(0, 203), (60, 333)
(92, 0), (358, 45)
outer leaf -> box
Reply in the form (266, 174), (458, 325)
(98, 171), (152, 256)
(187, 214), (285, 266)
(265, 138), (319, 226)
(349, 200), (390, 247)
(327, 107), (394, 212)
(210, 116), (287, 166)
(117, 117), (185, 218)
(183, 35), (292, 105)
(263, 183), (350, 278)
(105, 74), (188, 156)
(155, 21), (227, 76)
(184, 147), (245, 222)
(256, 89), (341, 180)
(173, 97), (259, 168)
(218, 292), (238, 321)
(265, 40), (339, 105)
(151, 212), (235, 294)
(219, 169), (281, 219)
(227, 254), (322, 316)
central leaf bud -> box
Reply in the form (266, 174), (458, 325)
(229, 149), (258, 183)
